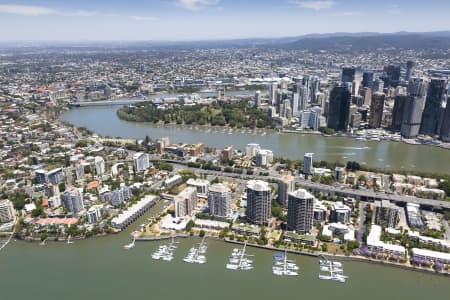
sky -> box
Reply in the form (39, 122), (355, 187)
(0, 0), (449, 41)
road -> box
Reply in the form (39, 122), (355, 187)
(103, 152), (450, 210)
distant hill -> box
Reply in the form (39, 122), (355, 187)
(280, 32), (450, 51)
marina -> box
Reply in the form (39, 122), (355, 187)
(272, 250), (300, 276)
(0, 237), (449, 300)
(151, 238), (178, 261)
(183, 236), (208, 264)
(319, 258), (349, 283)
(226, 242), (254, 271)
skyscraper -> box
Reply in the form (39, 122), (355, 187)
(362, 71), (374, 88)
(309, 76), (320, 104)
(303, 153), (314, 175)
(278, 175), (295, 207)
(383, 65), (401, 87)
(269, 82), (278, 105)
(401, 96), (426, 138)
(408, 77), (428, 97)
(208, 183), (232, 217)
(254, 90), (261, 108)
(62, 187), (84, 213)
(439, 85), (450, 141)
(246, 180), (271, 225)
(342, 66), (362, 95)
(392, 94), (409, 131)
(406, 61), (415, 81)
(342, 66), (357, 83)
(420, 78), (447, 136)
(287, 189), (314, 234)
(327, 83), (351, 131)
(369, 92), (386, 128)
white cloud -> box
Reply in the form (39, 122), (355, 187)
(0, 4), (57, 16)
(130, 15), (159, 21)
(176, 0), (221, 11)
(0, 4), (158, 21)
(327, 11), (363, 17)
(289, 0), (335, 10)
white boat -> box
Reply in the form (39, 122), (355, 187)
(226, 264), (239, 270)
(123, 237), (136, 250)
(319, 274), (332, 280)
(332, 262), (343, 268)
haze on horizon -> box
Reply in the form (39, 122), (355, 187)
(0, 0), (449, 42)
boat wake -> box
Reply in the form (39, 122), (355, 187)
(330, 146), (370, 150)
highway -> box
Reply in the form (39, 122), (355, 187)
(164, 160), (450, 210)
(101, 150), (450, 210)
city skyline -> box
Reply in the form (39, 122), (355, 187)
(0, 0), (449, 41)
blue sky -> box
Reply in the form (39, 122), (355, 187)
(0, 0), (449, 41)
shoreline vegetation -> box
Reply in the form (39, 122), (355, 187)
(116, 100), (276, 129)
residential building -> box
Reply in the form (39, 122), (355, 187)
(208, 183), (232, 217)
(174, 187), (197, 218)
(246, 180), (271, 225)
(287, 189), (314, 234)
(366, 225), (406, 257)
(303, 153), (314, 175)
(48, 196), (61, 208)
(374, 200), (399, 228)
(406, 203), (424, 229)
(0, 199), (15, 223)
(186, 178), (209, 197)
(313, 201), (328, 223)
(35, 168), (64, 185)
(87, 205), (103, 224)
(62, 187), (84, 213)
(278, 175), (295, 207)
(245, 143), (261, 157)
(94, 156), (105, 176)
(111, 195), (157, 230)
(255, 149), (273, 167)
(222, 146), (234, 161)
(332, 201), (351, 224)
(133, 152), (150, 172)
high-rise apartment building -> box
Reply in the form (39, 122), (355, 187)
(246, 180), (271, 225)
(278, 175), (295, 207)
(208, 183), (232, 217)
(287, 189), (314, 233)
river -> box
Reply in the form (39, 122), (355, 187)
(1, 233), (449, 300)
(60, 105), (450, 174)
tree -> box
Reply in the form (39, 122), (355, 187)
(185, 220), (195, 232)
